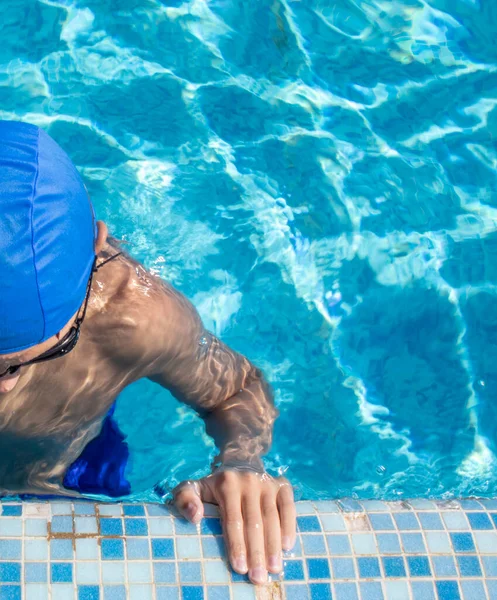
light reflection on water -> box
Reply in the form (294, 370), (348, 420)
(1, 0), (497, 499)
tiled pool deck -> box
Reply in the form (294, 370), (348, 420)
(0, 499), (495, 599)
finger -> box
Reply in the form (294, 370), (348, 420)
(174, 482), (204, 524)
(277, 480), (297, 551)
(242, 491), (267, 584)
(261, 488), (282, 574)
(218, 481), (247, 575)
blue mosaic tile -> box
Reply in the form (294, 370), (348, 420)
(350, 534), (377, 555)
(400, 532), (426, 553)
(174, 520), (198, 536)
(486, 580), (497, 598)
(25, 520), (47, 537)
(457, 555), (482, 577)
(24, 519), (48, 537)
(320, 514), (346, 532)
(179, 562), (202, 583)
(101, 539), (125, 561)
(307, 558), (330, 580)
(410, 581), (436, 600)
(491, 513), (497, 528)
(302, 535), (327, 555)
(417, 512), (443, 530)
(298, 516), (322, 532)
(25, 584), (48, 600)
(76, 539), (99, 561)
(123, 505), (145, 517)
(230, 570), (250, 583)
(74, 503), (95, 515)
(101, 519), (123, 536)
(201, 537), (225, 559)
(286, 584), (310, 600)
(146, 505), (171, 517)
(406, 556), (431, 577)
(24, 563), (47, 583)
(460, 579), (487, 600)
(79, 586), (100, 600)
(327, 534), (352, 555)
(151, 539), (175, 560)
(156, 588), (180, 600)
(283, 560), (305, 581)
(460, 500), (483, 511)
(467, 512), (493, 530)
(50, 516), (72, 534)
(0, 506), (22, 517)
(52, 584), (74, 600)
(359, 581), (384, 600)
(393, 513), (420, 530)
(154, 562), (177, 584)
(0, 563), (20, 583)
(376, 534), (401, 554)
(432, 555), (457, 577)
(424, 531), (452, 554)
(309, 583), (333, 600)
(207, 587), (231, 600)
(176, 537), (201, 559)
(76, 562), (100, 586)
(125, 538), (149, 560)
(24, 540), (48, 561)
(51, 562), (73, 583)
(75, 518), (98, 535)
(0, 541), (21, 560)
(201, 519), (222, 536)
(368, 514), (394, 531)
(181, 586), (204, 600)
(357, 557), (381, 578)
(480, 499), (497, 509)
(481, 555), (497, 577)
(442, 512), (470, 531)
(451, 532), (476, 553)
(0, 521), (21, 537)
(104, 586), (127, 600)
(331, 558), (355, 579)
(125, 518), (148, 536)
(0, 586), (21, 600)
(314, 501), (339, 513)
(436, 580), (461, 600)
(382, 556), (406, 578)
(334, 582), (359, 600)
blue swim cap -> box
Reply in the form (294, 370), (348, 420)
(0, 120), (96, 354)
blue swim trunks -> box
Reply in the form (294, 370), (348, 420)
(63, 403), (131, 498)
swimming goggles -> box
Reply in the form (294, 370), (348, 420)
(0, 252), (122, 379)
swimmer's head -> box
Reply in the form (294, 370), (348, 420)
(0, 120), (100, 358)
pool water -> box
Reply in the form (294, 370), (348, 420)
(2, 0), (497, 501)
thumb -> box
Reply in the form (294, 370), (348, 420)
(173, 481), (204, 524)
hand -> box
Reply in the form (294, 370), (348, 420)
(173, 470), (296, 584)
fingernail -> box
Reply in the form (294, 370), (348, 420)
(186, 502), (199, 522)
(282, 536), (294, 551)
(268, 554), (282, 571)
(249, 566), (267, 584)
(234, 556), (247, 573)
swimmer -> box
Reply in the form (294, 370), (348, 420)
(0, 121), (296, 584)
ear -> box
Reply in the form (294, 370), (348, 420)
(95, 221), (108, 255)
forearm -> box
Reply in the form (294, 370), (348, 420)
(203, 373), (278, 473)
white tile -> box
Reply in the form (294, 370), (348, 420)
(24, 539), (48, 561)
(24, 504), (51, 517)
(127, 561), (152, 583)
(101, 562), (126, 584)
(75, 517), (98, 534)
(25, 584), (49, 600)
(97, 504), (122, 517)
(129, 584), (153, 600)
(52, 584), (75, 600)
(76, 561), (100, 584)
(75, 538), (99, 560)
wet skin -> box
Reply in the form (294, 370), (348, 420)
(0, 222), (296, 584)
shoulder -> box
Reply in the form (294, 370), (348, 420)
(88, 246), (202, 370)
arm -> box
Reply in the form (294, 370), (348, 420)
(141, 281), (296, 584)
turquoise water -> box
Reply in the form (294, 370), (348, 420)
(2, 0), (497, 500)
